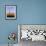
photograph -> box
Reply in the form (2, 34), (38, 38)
(5, 5), (16, 20)
(18, 24), (46, 46)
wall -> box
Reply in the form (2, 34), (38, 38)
(0, 0), (46, 44)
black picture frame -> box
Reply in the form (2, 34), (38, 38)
(5, 5), (17, 20)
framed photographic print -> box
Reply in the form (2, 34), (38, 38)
(5, 5), (16, 20)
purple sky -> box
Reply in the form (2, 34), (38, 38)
(6, 6), (16, 13)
